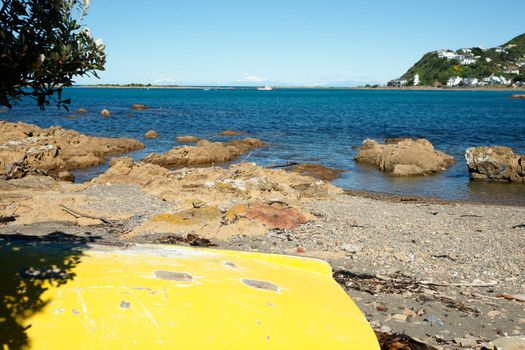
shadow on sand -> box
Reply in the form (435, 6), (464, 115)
(0, 232), (100, 349)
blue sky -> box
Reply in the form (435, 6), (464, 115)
(77, 0), (525, 86)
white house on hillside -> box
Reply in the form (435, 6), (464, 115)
(447, 76), (462, 87)
(413, 74), (420, 86)
(460, 57), (477, 65)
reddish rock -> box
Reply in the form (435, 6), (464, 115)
(245, 203), (309, 230)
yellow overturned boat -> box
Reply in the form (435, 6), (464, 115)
(0, 234), (379, 349)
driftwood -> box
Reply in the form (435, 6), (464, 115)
(59, 205), (111, 224)
(419, 280), (497, 288)
(264, 162), (299, 169)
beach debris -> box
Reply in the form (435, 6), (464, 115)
(296, 246), (306, 253)
(144, 130), (159, 138)
(75, 108), (88, 113)
(355, 138), (454, 176)
(512, 224), (525, 229)
(59, 204), (111, 224)
(130, 104), (148, 110)
(219, 130), (245, 136)
(156, 233), (216, 247)
(465, 146), (525, 183)
(374, 330), (438, 350)
(496, 293), (525, 302)
(334, 270), (483, 314)
(176, 135), (201, 143)
(100, 108), (110, 116)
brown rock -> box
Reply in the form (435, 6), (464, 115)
(143, 138), (264, 168)
(465, 146), (525, 183)
(75, 108), (88, 114)
(219, 130), (244, 136)
(100, 108), (111, 116)
(0, 121), (144, 177)
(144, 130), (159, 139)
(131, 104), (148, 110)
(384, 137), (416, 144)
(287, 163), (344, 181)
(511, 94), (525, 99)
(355, 138), (454, 176)
(176, 136), (201, 143)
(57, 170), (74, 182)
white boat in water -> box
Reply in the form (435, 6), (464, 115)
(257, 85), (273, 91)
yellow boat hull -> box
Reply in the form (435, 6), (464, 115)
(0, 235), (379, 349)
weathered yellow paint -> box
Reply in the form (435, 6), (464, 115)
(4, 242), (379, 349)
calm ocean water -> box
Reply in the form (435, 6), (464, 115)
(3, 88), (525, 205)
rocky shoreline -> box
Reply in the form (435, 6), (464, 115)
(1, 121), (524, 349)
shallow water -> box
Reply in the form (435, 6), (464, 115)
(3, 88), (525, 205)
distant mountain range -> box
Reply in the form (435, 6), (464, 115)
(390, 33), (525, 87)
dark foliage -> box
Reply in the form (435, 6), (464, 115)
(0, 0), (105, 109)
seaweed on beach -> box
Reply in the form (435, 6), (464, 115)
(156, 233), (216, 247)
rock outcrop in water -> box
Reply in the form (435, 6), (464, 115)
(465, 146), (525, 182)
(286, 163), (345, 181)
(144, 130), (159, 138)
(0, 121), (144, 179)
(219, 130), (245, 136)
(143, 138), (264, 168)
(131, 104), (148, 110)
(510, 94), (525, 99)
(355, 138), (454, 176)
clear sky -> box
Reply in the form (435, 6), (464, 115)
(77, 0), (525, 86)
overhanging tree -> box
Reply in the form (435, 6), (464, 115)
(0, 0), (105, 109)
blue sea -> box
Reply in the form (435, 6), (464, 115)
(3, 88), (525, 205)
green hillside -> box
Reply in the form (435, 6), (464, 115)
(395, 33), (525, 86)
